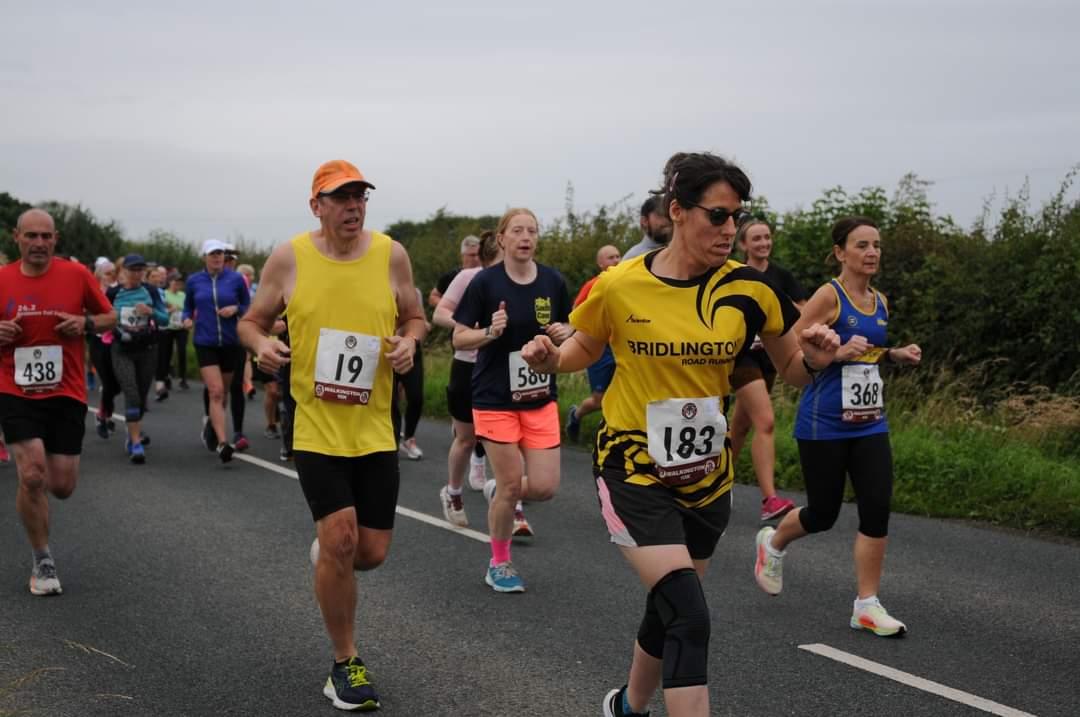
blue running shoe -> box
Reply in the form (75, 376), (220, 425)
(603, 685), (650, 717)
(124, 438), (132, 456)
(485, 561), (526, 593)
(130, 442), (146, 465)
(566, 405), (581, 442)
(323, 656), (380, 711)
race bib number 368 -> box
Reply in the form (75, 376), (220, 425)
(646, 396), (727, 487)
(314, 329), (381, 405)
(841, 364), (884, 423)
(14, 345), (63, 391)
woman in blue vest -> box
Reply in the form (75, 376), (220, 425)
(753, 216), (922, 637)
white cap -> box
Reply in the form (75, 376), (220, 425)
(94, 256), (111, 269)
(201, 239), (228, 256)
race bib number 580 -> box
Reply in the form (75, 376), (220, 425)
(646, 396), (727, 486)
(14, 345), (63, 391)
(313, 329), (381, 405)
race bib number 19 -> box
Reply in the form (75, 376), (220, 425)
(14, 345), (63, 391)
(841, 364), (884, 423)
(646, 396), (727, 486)
(313, 329), (381, 405)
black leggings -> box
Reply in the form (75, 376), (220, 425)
(110, 343), (155, 422)
(391, 343), (424, 440)
(796, 432), (893, 539)
(156, 329), (189, 382)
(88, 335), (121, 417)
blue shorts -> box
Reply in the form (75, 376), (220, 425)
(586, 347), (616, 393)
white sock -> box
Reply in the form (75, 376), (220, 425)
(854, 595), (879, 610)
(514, 500), (524, 512)
(447, 485), (463, 497)
(766, 536), (785, 557)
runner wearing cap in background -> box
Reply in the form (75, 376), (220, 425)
(106, 254), (168, 464)
(183, 239), (250, 463)
(0, 209), (116, 595)
(241, 159), (426, 711)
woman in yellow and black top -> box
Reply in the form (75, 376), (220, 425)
(522, 152), (841, 717)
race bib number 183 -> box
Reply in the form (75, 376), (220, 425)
(646, 396), (727, 486)
(313, 329), (381, 405)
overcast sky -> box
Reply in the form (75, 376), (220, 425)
(2, 0), (1077, 248)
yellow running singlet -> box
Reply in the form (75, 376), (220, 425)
(287, 231), (398, 457)
(571, 252), (799, 507)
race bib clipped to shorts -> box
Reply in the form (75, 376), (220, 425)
(508, 350), (552, 403)
(14, 345), (63, 392)
(646, 396), (727, 487)
(313, 328), (381, 405)
(841, 364), (884, 423)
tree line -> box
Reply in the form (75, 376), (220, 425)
(4, 169), (1078, 398)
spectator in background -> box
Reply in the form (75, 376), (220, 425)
(428, 234), (482, 308)
(622, 196), (674, 260)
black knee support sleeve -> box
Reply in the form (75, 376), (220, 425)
(636, 591), (665, 659)
(651, 568), (711, 689)
(798, 504), (841, 534)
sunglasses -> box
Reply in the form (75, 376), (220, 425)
(685, 203), (750, 227)
(321, 189), (371, 204)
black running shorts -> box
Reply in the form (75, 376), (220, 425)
(194, 344), (246, 372)
(446, 358), (475, 424)
(294, 450), (400, 528)
(0, 393), (87, 455)
(594, 473), (732, 560)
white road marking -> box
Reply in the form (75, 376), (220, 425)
(798, 643), (1038, 717)
(91, 409), (491, 544)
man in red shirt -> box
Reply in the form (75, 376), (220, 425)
(0, 209), (115, 596)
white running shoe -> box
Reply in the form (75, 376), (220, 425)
(482, 478), (497, 505)
(754, 526), (784, 595)
(851, 598), (907, 637)
(467, 453), (487, 491)
(440, 486), (469, 528)
(29, 559), (62, 596)
(401, 437), (423, 461)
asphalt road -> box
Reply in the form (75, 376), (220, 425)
(1, 386), (1078, 716)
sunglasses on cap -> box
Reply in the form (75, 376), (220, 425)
(685, 203), (751, 227)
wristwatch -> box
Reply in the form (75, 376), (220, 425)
(84, 316), (94, 335)
(484, 326), (492, 338)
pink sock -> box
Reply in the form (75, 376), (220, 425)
(490, 538), (511, 566)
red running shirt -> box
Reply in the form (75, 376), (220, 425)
(0, 258), (113, 402)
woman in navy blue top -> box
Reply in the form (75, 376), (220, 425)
(753, 216), (922, 637)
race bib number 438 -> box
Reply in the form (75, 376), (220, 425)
(646, 396), (727, 486)
(841, 364), (884, 423)
(14, 345), (63, 391)
(314, 329), (381, 405)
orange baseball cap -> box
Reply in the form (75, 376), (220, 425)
(311, 160), (375, 199)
